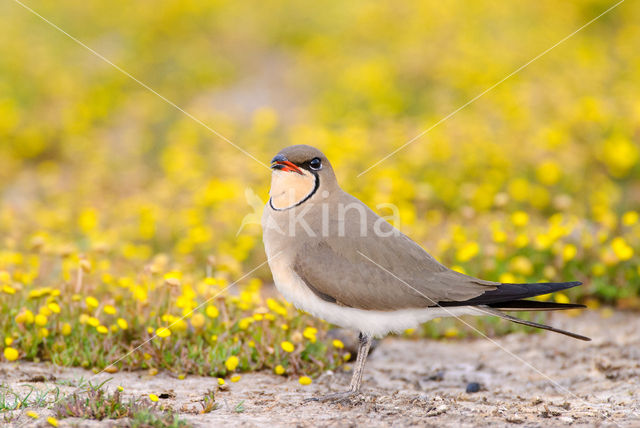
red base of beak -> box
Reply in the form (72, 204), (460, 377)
(273, 160), (303, 174)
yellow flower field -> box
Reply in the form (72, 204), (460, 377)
(1, 0), (639, 379)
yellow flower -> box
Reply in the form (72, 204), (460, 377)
(172, 318), (187, 332)
(514, 233), (529, 248)
(87, 317), (100, 327)
(611, 237), (633, 261)
(499, 272), (517, 283)
(104, 305), (117, 315)
(225, 355), (239, 371)
(164, 271), (182, 286)
(218, 378), (225, 385)
(511, 211), (529, 227)
(274, 365), (285, 375)
(210, 334), (218, 342)
(600, 135), (638, 177)
(451, 265), (466, 274)
(280, 341), (295, 353)
(205, 305), (219, 319)
(29, 287), (53, 299)
(332, 339), (344, 349)
(156, 327), (171, 338)
(149, 393), (159, 402)
(96, 325), (108, 334)
(231, 375), (241, 382)
(238, 317), (253, 330)
(47, 416), (59, 427)
(16, 309), (34, 325)
(622, 211), (638, 226)
(303, 326), (317, 343)
(27, 411), (39, 419)
(3, 347), (19, 361)
(562, 244), (577, 262)
(5, 337), (13, 346)
(536, 160), (562, 185)
(39, 328), (49, 338)
(117, 318), (128, 330)
(35, 313), (48, 326)
(266, 298), (287, 316)
(117, 386), (124, 392)
(39, 305), (52, 316)
(456, 241), (479, 262)
(508, 178), (530, 202)
(86, 296), (99, 308)
(61, 323), (72, 336)
(298, 376), (312, 385)
(554, 293), (570, 304)
(444, 327), (459, 338)
(535, 234), (552, 250)
(190, 313), (206, 329)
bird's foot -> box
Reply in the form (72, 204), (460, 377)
(304, 389), (359, 404)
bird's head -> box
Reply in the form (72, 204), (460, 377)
(268, 145), (337, 210)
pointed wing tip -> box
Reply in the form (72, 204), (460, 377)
(571, 332), (592, 341)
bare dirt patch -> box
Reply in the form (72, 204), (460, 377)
(2, 311), (639, 427)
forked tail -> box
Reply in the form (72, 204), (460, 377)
(440, 281), (591, 340)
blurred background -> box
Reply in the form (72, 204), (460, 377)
(1, 0), (639, 344)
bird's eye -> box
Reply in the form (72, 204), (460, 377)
(309, 157), (322, 170)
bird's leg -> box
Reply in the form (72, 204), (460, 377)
(305, 332), (372, 403)
(348, 332), (372, 393)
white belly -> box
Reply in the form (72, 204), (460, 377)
(265, 247), (477, 337)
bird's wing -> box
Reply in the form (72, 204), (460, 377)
(293, 208), (498, 311)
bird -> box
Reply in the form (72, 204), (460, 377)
(261, 144), (590, 402)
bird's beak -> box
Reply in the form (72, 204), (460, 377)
(271, 155), (303, 175)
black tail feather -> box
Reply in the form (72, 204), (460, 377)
(440, 281), (582, 307)
(489, 300), (586, 311)
(478, 306), (591, 341)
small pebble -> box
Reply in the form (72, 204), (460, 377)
(466, 382), (481, 393)
(506, 414), (524, 423)
(426, 404), (449, 416)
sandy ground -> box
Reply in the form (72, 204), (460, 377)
(2, 311), (639, 427)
